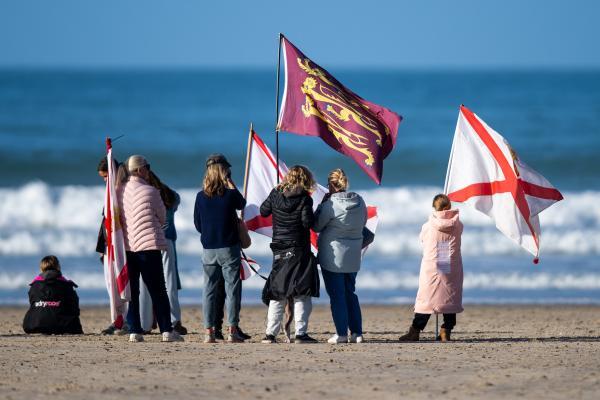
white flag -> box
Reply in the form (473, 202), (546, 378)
(240, 253), (260, 280)
(444, 106), (563, 261)
(242, 130), (378, 252)
(103, 138), (130, 323)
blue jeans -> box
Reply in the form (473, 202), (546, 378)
(127, 250), (173, 334)
(202, 245), (241, 328)
(163, 239), (182, 323)
(321, 269), (362, 336)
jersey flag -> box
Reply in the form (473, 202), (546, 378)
(103, 138), (130, 324)
(444, 106), (563, 262)
(242, 130), (378, 254)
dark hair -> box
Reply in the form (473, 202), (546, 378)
(432, 194), (451, 211)
(148, 171), (178, 209)
(97, 156), (119, 173)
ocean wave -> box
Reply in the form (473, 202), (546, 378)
(0, 182), (599, 257)
(3, 270), (600, 291)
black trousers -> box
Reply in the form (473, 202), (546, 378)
(127, 250), (172, 334)
(412, 313), (456, 331)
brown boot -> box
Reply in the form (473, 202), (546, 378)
(438, 328), (451, 342)
(398, 326), (420, 341)
(227, 326), (246, 343)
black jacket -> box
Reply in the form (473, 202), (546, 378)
(23, 270), (83, 334)
(96, 218), (106, 254)
(260, 188), (314, 246)
(260, 188), (319, 303)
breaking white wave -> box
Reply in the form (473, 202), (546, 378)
(0, 181), (599, 257)
(3, 270), (600, 291)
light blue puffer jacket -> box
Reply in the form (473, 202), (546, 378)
(313, 192), (367, 273)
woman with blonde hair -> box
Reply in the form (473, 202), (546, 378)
(193, 153), (246, 343)
(117, 155), (183, 343)
(260, 165), (319, 344)
(314, 169), (367, 344)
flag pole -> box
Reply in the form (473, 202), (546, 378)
(274, 33), (283, 184)
(241, 122), (254, 220)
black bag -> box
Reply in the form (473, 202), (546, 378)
(238, 218), (252, 249)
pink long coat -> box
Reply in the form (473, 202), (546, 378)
(414, 209), (464, 314)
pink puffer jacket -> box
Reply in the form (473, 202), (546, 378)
(118, 176), (167, 252)
(414, 209), (464, 314)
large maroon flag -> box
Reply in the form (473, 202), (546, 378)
(277, 36), (402, 184)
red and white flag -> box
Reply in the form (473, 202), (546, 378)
(242, 130), (378, 252)
(444, 106), (564, 261)
(240, 253), (260, 280)
(103, 138), (130, 323)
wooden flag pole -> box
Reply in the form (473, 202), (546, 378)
(241, 122), (254, 220)
(274, 33), (283, 184)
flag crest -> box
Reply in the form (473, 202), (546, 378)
(277, 36), (402, 184)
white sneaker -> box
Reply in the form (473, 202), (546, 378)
(162, 331), (184, 342)
(349, 334), (364, 343)
(327, 334), (348, 344)
(129, 333), (144, 343)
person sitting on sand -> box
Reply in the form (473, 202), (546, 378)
(313, 169), (367, 344)
(399, 194), (463, 342)
(23, 255), (83, 334)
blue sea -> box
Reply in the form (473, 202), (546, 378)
(0, 69), (599, 305)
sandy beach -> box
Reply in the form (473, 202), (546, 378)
(0, 304), (598, 399)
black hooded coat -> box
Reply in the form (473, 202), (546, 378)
(23, 270), (83, 334)
(259, 188), (319, 304)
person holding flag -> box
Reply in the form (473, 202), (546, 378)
(398, 194), (464, 342)
(260, 165), (320, 344)
(96, 156), (129, 335)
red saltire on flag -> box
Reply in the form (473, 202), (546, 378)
(444, 106), (564, 262)
(104, 138), (130, 323)
(240, 253), (260, 281)
(277, 35), (402, 185)
(242, 130), (378, 253)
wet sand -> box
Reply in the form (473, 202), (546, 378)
(1, 305), (599, 399)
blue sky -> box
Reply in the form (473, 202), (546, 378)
(1, 0), (598, 68)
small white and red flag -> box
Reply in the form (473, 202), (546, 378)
(240, 253), (260, 280)
(242, 130), (378, 253)
(104, 138), (130, 322)
(444, 106), (564, 262)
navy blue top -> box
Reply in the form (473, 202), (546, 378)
(193, 188), (246, 249)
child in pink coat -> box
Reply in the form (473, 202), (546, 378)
(399, 194), (463, 342)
